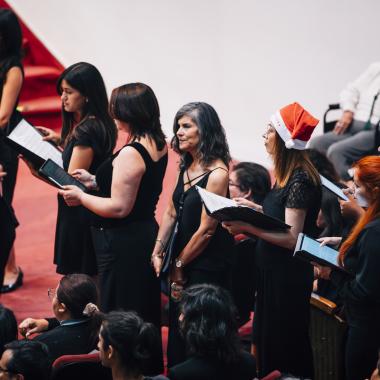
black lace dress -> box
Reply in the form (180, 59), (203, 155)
(253, 168), (321, 378)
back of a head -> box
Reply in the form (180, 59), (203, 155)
(100, 311), (161, 375)
(0, 8), (22, 59)
(0, 305), (17, 355)
(180, 284), (240, 363)
(57, 274), (98, 319)
(110, 82), (166, 149)
(307, 148), (340, 183)
(233, 162), (271, 204)
(3, 340), (50, 380)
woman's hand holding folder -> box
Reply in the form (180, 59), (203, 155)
(36, 126), (61, 146)
(233, 197), (263, 213)
(58, 185), (84, 206)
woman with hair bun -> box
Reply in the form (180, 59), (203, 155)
(99, 311), (168, 379)
(18, 274), (102, 362)
(314, 155), (380, 380)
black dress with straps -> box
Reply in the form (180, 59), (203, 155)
(54, 118), (113, 275)
(167, 167), (235, 367)
(92, 141), (167, 317)
(91, 142), (167, 375)
(253, 168), (321, 378)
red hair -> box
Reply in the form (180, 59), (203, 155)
(339, 156), (380, 265)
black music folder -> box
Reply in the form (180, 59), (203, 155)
(195, 186), (290, 230)
(4, 119), (63, 168)
(294, 233), (348, 273)
(39, 159), (87, 192)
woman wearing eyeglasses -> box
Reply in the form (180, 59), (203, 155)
(18, 274), (101, 362)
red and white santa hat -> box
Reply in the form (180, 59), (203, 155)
(270, 102), (319, 150)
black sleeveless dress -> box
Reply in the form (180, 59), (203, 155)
(167, 167), (235, 367)
(54, 118), (113, 275)
(253, 168), (321, 378)
(91, 142), (168, 319)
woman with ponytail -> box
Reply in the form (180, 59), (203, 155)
(18, 274), (102, 362)
(314, 155), (380, 380)
(98, 311), (168, 379)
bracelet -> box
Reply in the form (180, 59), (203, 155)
(155, 239), (165, 250)
(91, 176), (98, 190)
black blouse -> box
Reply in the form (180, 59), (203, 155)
(255, 168), (322, 270)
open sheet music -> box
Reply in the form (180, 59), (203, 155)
(294, 233), (348, 273)
(195, 186), (290, 230)
(5, 119), (63, 168)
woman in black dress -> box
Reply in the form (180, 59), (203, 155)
(60, 83), (167, 374)
(314, 156), (380, 380)
(0, 9), (24, 292)
(37, 62), (117, 275)
(223, 102), (321, 378)
(151, 102), (234, 367)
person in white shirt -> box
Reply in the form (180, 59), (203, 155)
(309, 62), (380, 180)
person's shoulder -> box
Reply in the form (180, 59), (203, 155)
(207, 163), (229, 182)
(168, 357), (213, 379)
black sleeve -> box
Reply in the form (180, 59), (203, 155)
(285, 177), (315, 209)
(46, 318), (60, 330)
(330, 227), (380, 305)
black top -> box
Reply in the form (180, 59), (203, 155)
(62, 117), (112, 173)
(0, 56), (24, 134)
(255, 168), (321, 270)
(330, 218), (380, 321)
(168, 351), (257, 380)
(94, 142), (168, 228)
(34, 318), (96, 362)
(172, 168), (234, 271)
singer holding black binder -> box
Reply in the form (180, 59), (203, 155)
(60, 83), (167, 375)
(223, 103), (321, 378)
(151, 102), (234, 368)
(313, 156), (380, 380)
(31, 62), (117, 276)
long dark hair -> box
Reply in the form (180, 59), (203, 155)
(110, 82), (166, 150)
(57, 62), (116, 151)
(179, 284), (240, 364)
(0, 8), (22, 61)
(100, 311), (161, 376)
(172, 102), (231, 169)
(318, 189), (344, 237)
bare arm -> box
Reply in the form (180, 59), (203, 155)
(0, 67), (23, 129)
(60, 146), (145, 218)
(177, 168), (229, 265)
(68, 146), (94, 173)
(223, 207), (307, 250)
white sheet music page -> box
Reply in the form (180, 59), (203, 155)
(8, 119), (63, 168)
(195, 186), (237, 213)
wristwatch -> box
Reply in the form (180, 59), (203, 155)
(175, 258), (184, 268)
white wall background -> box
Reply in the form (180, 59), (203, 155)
(8, 0), (380, 166)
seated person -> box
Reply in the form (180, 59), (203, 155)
(18, 274), (101, 362)
(0, 304), (17, 354)
(98, 311), (168, 380)
(309, 62), (380, 180)
(229, 162), (271, 326)
(168, 284), (256, 380)
(0, 340), (50, 380)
